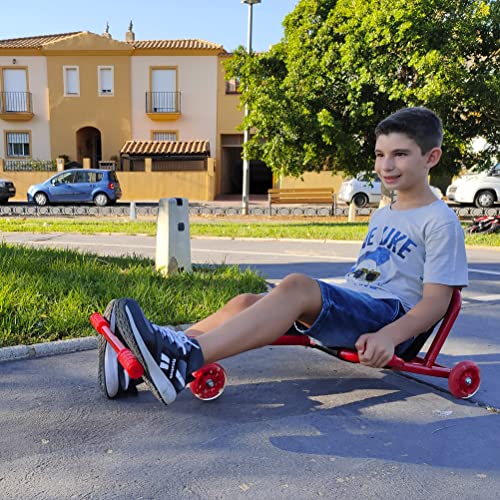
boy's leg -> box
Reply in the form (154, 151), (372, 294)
(197, 274), (322, 364)
(186, 293), (262, 337)
(114, 273), (322, 404)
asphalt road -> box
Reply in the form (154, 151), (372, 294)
(1, 232), (500, 499)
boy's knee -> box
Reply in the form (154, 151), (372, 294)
(229, 293), (261, 312)
(278, 273), (317, 294)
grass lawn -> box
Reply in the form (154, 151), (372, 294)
(0, 217), (498, 246)
(0, 243), (267, 348)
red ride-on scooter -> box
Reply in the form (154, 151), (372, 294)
(90, 288), (480, 402)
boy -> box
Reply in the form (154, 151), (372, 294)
(98, 107), (468, 404)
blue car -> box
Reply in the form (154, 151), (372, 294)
(27, 169), (122, 207)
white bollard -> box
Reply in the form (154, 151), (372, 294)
(129, 201), (137, 220)
(348, 202), (357, 222)
(155, 197), (192, 276)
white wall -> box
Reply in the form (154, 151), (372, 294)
(0, 56), (51, 160)
(130, 55), (218, 153)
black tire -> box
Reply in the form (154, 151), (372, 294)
(0, 198), (8, 205)
(352, 193), (369, 208)
(93, 193), (109, 207)
(485, 222), (500, 234)
(33, 192), (49, 206)
(474, 190), (496, 208)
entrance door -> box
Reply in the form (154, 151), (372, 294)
(76, 127), (102, 168)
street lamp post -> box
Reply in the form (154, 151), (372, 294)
(241, 0), (261, 215)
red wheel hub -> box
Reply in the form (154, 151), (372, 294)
(189, 363), (226, 401)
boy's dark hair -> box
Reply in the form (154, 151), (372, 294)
(375, 107), (443, 154)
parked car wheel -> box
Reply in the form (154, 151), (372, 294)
(94, 193), (109, 207)
(352, 193), (369, 208)
(474, 190), (496, 208)
(34, 192), (49, 206)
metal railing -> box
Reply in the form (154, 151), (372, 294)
(145, 92), (181, 113)
(0, 92), (33, 114)
(4, 159), (56, 171)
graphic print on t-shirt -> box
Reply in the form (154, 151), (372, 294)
(346, 225), (417, 289)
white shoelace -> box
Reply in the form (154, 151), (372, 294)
(152, 324), (199, 356)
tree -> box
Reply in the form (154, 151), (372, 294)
(225, 0), (500, 185)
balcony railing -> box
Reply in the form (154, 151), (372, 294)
(145, 92), (181, 116)
(0, 92), (33, 113)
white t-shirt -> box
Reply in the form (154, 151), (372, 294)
(342, 199), (468, 311)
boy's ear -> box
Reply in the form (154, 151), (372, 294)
(426, 147), (442, 169)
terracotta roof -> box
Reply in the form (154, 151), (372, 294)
(0, 33), (223, 51)
(0, 32), (82, 49)
(131, 39), (223, 50)
(121, 140), (210, 156)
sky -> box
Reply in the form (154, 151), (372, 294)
(1, 0), (299, 52)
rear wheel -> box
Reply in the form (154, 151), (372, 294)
(94, 193), (109, 207)
(34, 192), (48, 206)
(352, 193), (369, 208)
(474, 190), (496, 208)
(448, 361), (481, 399)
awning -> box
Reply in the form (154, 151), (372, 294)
(120, 140), (210, 156)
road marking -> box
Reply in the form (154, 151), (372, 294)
(468, 267), (500, 277)
(193, 248), (353, 261)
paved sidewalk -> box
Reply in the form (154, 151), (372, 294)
(1, 232), (499, 498)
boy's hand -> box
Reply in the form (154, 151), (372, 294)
(355, 333), (395, 368)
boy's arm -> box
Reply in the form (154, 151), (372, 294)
(355, 284), (454, 368)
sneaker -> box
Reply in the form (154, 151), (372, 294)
(114, 298), (205, 405)
(97, 300), (140, 399)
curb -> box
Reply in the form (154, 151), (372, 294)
(0, 336), (98, 363)
(0, 323), (192, 363)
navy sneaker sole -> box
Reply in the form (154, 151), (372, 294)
(115, 298), (177, 405)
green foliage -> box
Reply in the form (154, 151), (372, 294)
(0, 244), (266, 347)
(225, 0), (500, 179)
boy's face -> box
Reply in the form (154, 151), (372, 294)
(374, 132), (441, 194)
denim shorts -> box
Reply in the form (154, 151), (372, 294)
(295, 280), (413, 356)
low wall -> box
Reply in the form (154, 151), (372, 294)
(1, 158), (217, 202)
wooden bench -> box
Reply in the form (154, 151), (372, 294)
(268, 187), (335, 214)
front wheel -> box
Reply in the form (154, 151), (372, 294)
(94, 193), (109, 207)
(189, 363), (226, 401)
(352, 193), (369, 208)
(474, 190), (496, 208)
(34, 192), (48, 206)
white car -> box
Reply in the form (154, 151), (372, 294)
(338, 172), (443, 208)
(446, 163), (500, 208)
(338, 173), (382, 208)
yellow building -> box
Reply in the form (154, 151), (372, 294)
(0, 27), (341, 202)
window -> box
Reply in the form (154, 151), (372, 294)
(98, 66), (114, 96)
(1, 68), (29, 112)
(52, 171), (75, 185)
(152, 131), (177, 141)
(63, 66), (80, 96)
(5, 131), (30, 157)
(150, 67), (178, 112)
(225, 77), (240, 94)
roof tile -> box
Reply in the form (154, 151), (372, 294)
(0, 32), (82, 49)
(121, 140), (210, 156)
(131, 39), (223, 50)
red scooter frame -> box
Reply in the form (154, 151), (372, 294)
(91, 288), (480, 401)
(271, 288), (480, 399)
